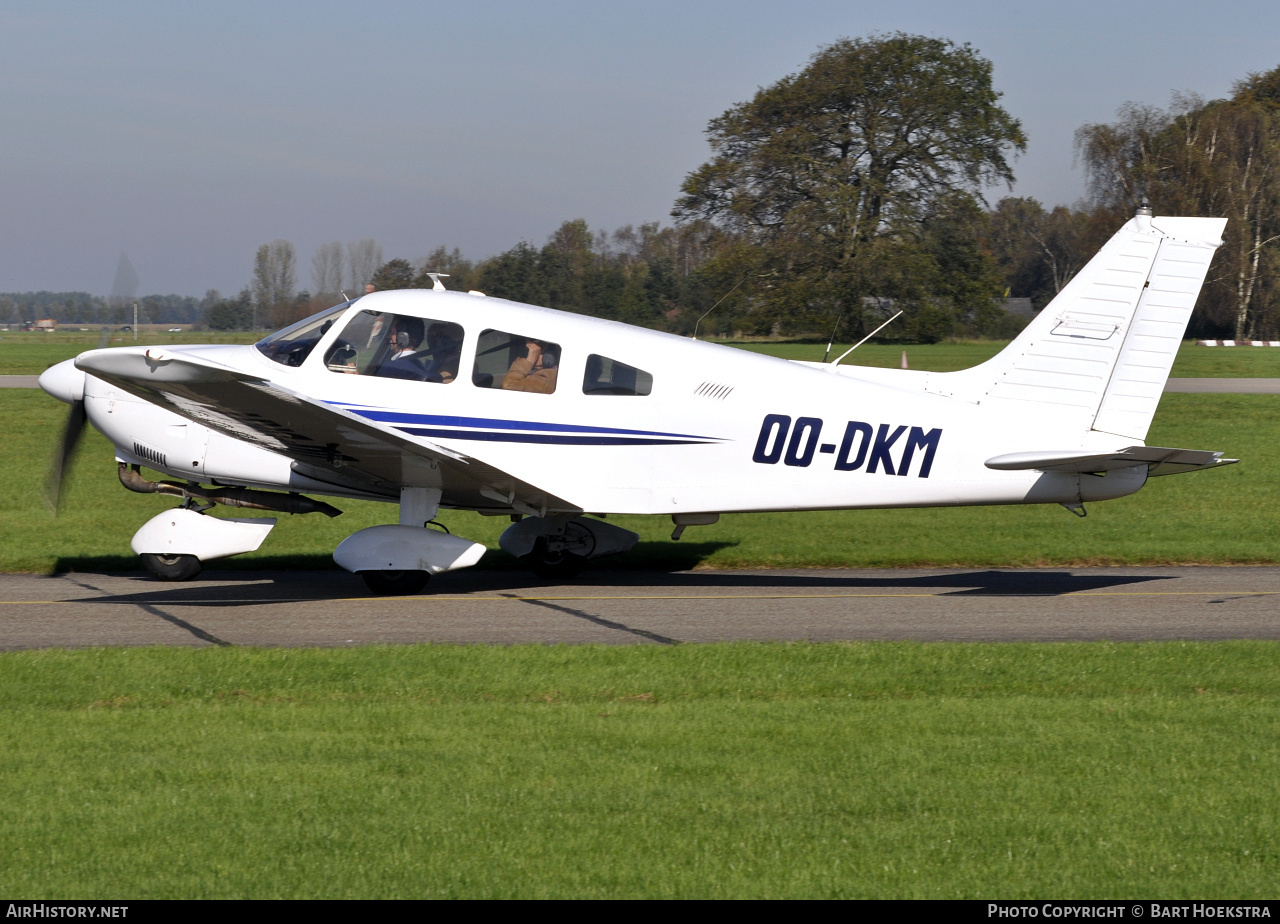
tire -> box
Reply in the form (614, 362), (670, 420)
(360, 570), (430, 596)
(140, 552), (203, 582)
(522, 537), (587, 580)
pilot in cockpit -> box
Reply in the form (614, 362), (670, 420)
(377, 316), (427, 380)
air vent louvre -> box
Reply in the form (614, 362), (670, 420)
(694, 381), (734, 400)
(132, 442), (167, 468)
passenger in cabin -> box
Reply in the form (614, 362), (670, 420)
(421, 323), (462, 384)
(502, 340), (559, 394)
(377, 316), (427, 380)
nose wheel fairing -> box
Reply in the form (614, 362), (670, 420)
(131, 508), (277, 561)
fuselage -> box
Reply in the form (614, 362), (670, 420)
(64, 288), (1145, 516)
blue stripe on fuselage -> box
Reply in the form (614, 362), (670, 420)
(327, 402), (720, 442)
(395, 426), (706, 446)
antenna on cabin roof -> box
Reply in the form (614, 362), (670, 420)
(424, 273), (450, 291)
(822, 309), (844, 362)
(692, 271), (772, 341)
(828, 309), (903, 367)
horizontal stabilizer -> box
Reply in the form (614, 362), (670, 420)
(985, 446), (1238, 477)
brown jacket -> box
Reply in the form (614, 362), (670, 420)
(502, 357), (558, 394)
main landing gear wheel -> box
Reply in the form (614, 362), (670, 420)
(522, 537), (587, 580)
(139, 553), (203, 582)
(360, 570), (430, 596)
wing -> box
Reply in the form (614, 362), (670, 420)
(985, 446), (1238, 477)
(75, 346), (578, 515)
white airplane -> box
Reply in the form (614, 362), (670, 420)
(39, 208), (1235, 594)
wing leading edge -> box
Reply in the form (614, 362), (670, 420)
(74, 346), (579, 515)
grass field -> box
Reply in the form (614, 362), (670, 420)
(1, 642), (1276, 898)
(732, 338), (1280, 377)
(5, 329), (1280, 376)
(0, 330), (260, 375)
(3, 389), (1276, 573)
(4, 335), (1279, 899)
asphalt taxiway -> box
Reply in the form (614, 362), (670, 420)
(2, 566), (1278, 649)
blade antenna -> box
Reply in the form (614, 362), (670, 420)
(822, 309), (845, 363)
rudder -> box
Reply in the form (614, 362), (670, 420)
(951, 211), (1225, 440)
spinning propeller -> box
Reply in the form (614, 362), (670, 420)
(45, 393), (86, 513)
(44, 254), (137, 513)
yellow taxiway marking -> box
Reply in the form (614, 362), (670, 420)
(1069, 591), (1280, 597)
(2, 591), (1278, 606)
(342, 590), (1280, 602)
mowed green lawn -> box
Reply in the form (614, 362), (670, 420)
(4, 339), (1279, 899)
(2, 388), (1276, 573)
(737, 338), (1280, 377)
(1, 641), (1277, 898)
(6, 329), (1280, 376)
(0, 330), (259, 375)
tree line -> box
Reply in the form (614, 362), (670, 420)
(0, 291), (211, 327)
(20, 36), (1280, 342)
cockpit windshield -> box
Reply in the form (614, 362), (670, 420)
(255, 301), (355, 367)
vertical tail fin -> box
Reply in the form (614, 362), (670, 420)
(955, 213), (1226, 440)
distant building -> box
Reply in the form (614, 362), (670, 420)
(1000, 298), (1036, 321)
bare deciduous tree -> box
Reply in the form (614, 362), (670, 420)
(310, 241), (344, 297)
(1077, 78), (1280, 339)
(347, 239), (383, 292)
(252, 239), (297, 328)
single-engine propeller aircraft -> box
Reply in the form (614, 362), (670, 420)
(40, 208), (1236, 594)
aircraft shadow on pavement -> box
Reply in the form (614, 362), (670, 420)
(55, 562), (1175, 609)
(491, 568), (1176, 596)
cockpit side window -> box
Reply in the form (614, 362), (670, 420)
(583, 354), (653, 396)
(324, 310), (464, 383)
(473, 329), (561, 394)
(255, 302), (353, 368)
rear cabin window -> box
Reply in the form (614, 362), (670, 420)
(324, 310), (463, 383)
(583, 354), (653, 396)
(473, 329), (561, 395)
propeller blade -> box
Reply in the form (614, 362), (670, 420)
(45, 399), (87, 514)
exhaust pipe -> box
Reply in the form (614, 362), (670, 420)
(118, 463), (343, 517)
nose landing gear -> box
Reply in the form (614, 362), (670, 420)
(360, 569), (430, 596)
(139, 552), (203, 582)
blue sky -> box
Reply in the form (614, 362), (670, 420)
(3, 0), (1278, 296)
